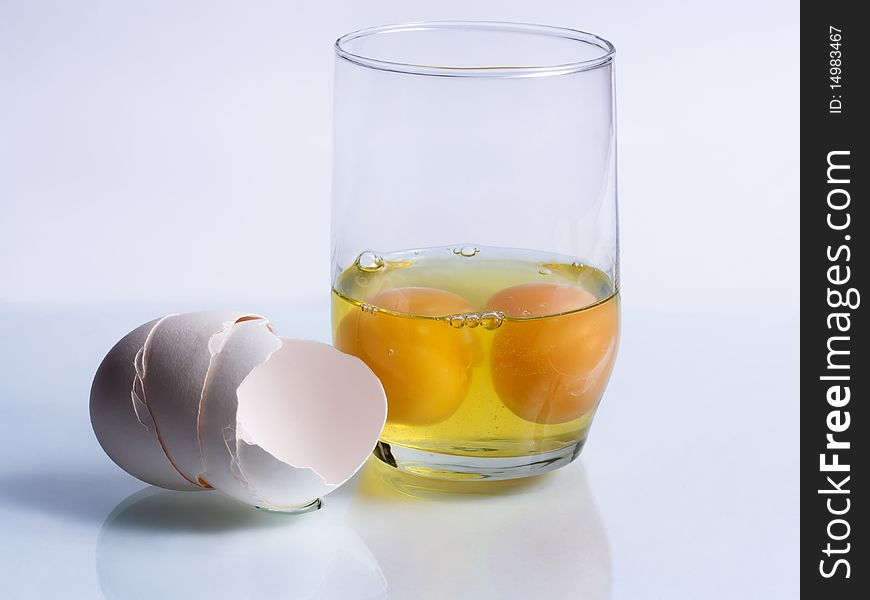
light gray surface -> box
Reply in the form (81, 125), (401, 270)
(0, 303), (798, 599)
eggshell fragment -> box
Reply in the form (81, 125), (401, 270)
(92, 311), (387, 510)
(90, 317), (199, 491)
(142, 311), (264, 485)
(236, 339), (388, 485)
(200, 321), (387, 510)
(198, 320), (283, 503)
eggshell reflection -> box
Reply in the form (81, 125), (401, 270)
(96, 487), (387, 600)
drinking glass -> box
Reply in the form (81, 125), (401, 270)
(331, 22), (619, 480)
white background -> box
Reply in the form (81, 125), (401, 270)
(0, 2), (799, 598)
(1, 0), (799, 314)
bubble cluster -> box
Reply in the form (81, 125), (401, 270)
(441, 310), (504, 330)
(360, 303), (379, 314)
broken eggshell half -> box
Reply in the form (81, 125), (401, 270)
(90, 311), (387, 511)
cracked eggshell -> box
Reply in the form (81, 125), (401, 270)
(142, 311), (264, 486)
(199, 321), (387, 510)
(90, 316), (199, 491)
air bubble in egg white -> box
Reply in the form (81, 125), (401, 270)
(453, 246), (480, 257)
(355, 251), (385, 272)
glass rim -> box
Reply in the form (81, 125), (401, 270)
(334, 21), (616, 78)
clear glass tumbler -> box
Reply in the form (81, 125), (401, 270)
(331, 22), (619, 480)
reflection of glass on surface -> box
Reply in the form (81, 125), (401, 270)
(332, 22), (620, 480)
(95, 488), (387, 600)
(338, 459), (611, 600)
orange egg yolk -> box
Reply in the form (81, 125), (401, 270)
(335, 287), (476, 426)
(488, 283), (619, 424)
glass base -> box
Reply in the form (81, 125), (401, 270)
(255, 497), (322, 514)
(373, 439), (585, 481)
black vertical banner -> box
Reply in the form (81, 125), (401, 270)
(803, 3), (867, 597)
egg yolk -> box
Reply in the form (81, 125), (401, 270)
(488, 283), (619, 424)
(335, 287), (476, 426)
